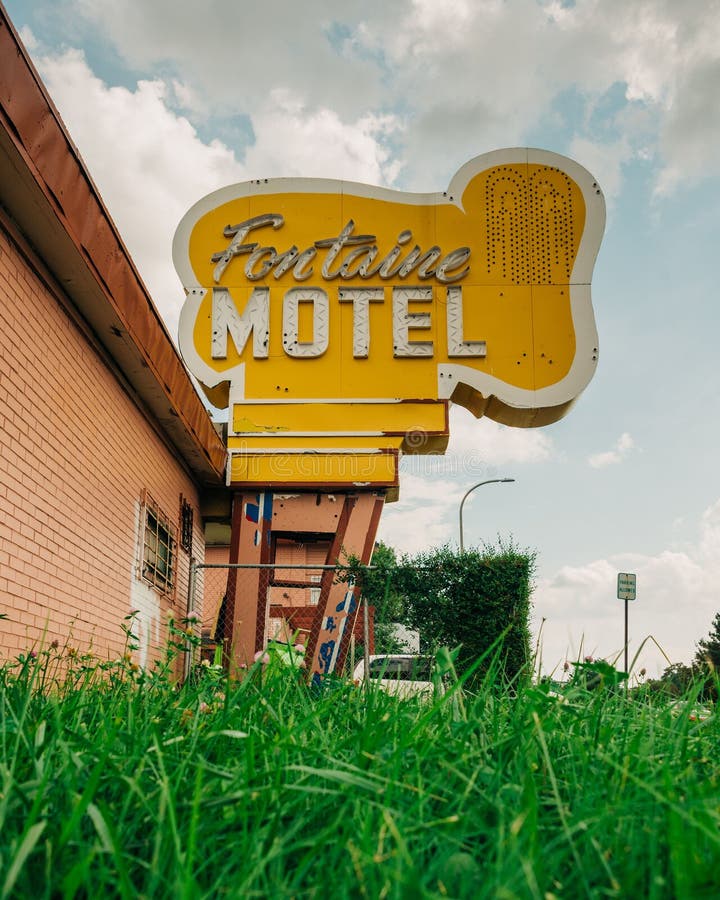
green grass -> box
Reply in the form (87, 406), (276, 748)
(1, 640), (719, 899)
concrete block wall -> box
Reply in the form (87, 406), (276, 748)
(0, 226), (204, 667)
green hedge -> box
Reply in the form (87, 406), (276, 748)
(386, 542), (535, 687)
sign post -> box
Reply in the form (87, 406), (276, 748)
(617, 573), (637, 677)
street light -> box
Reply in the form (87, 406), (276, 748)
(459, 478), (516, 553)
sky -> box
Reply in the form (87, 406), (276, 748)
(8, 0), (720, 678)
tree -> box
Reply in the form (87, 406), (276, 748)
(360, 542), (408, 654)
(695, 612), (720, 669)
(693, 612), (720, 699)
(657, 662), (695, 697)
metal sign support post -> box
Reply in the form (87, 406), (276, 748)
(624, 597), (629, 677)
(363, 595), (371, 686)
(617, 573), (637, 678)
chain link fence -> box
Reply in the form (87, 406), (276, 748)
(189, 562), (375, 678)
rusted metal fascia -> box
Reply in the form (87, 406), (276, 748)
(0, 6), (226, 482)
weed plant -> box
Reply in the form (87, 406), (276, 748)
(1, 625), (719, 898)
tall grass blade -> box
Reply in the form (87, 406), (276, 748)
(2, 820), (46, 900)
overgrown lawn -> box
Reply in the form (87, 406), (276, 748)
(1, 646), (719, 898)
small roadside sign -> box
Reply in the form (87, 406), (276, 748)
(617, 573), (636, 601)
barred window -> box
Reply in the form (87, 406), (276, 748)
(141, 497), (176, 595)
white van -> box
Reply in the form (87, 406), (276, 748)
(353, 654), (442, 699)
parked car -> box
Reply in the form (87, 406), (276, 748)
(353, 654), (443, 699)
(671, 700), (713, 722)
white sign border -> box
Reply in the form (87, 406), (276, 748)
(174, 147), (606, 416)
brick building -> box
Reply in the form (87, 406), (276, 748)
(0, 9), (226, 666)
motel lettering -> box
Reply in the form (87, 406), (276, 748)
(211, 284), (486, 361)
(211, 215), (471, 285)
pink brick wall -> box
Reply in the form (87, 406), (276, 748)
(0, 226), (205, 668)
(201, 545), (231, 635)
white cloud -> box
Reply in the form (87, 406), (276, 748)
(38, 0), (720, 198)
(70, 0), (386, 117)
(655, 56), (720, 195)
(396, 409), (553, 485)
(35, 47), (246, 337)
(535, 498), (720, 678)
(380, 486), (720, 680)
(588, 432), (636, 468)
(377, 472), (464, 555)
(568, 136), (629, 208)
(31, 45), (404, 339)
(378, 408), (552, 555)
(26, 0), (720, 205)
(243, 92), (403, 184)
(361, 0), (720, 192)
(447, 407), (555, 468)
(18, 25), (38, 51)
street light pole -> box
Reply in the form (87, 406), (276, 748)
(459, 478), (516, 553)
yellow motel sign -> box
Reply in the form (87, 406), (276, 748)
(174, 148), (605, 493)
